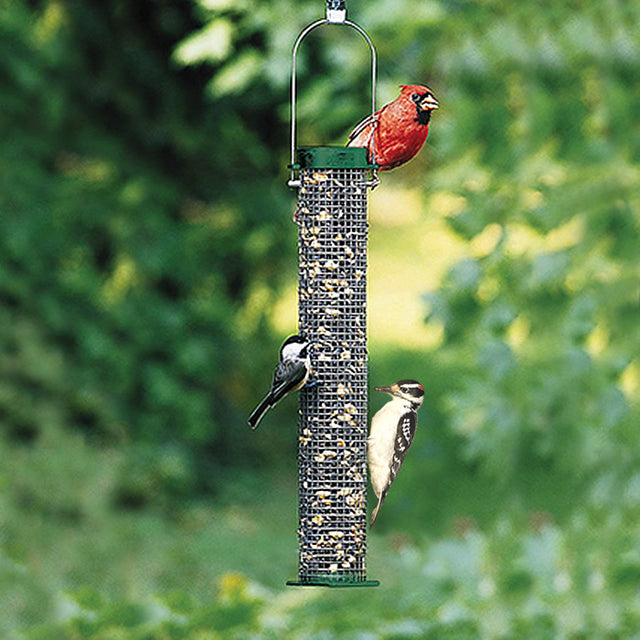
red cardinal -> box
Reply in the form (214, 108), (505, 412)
(347, 84), (439, 171)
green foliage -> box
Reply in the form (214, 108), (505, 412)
(420, 2), (640, 486)
(16, 510), (640, 639)
(0, 0), (298, 475)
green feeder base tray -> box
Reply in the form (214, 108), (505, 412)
(287, 576), (380, 588)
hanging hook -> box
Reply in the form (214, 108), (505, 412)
(326, 0), (346, 22)
(288, 7), (377, 188)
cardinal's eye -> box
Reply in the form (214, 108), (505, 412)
(411, 92), (420, 102)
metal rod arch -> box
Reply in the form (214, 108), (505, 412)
(288, 19), (377, 187)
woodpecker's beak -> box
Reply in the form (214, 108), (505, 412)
(374, 384), (398, 397)
(420, 94), (439, 111)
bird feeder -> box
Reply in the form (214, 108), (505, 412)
(286, 0), (379, 588)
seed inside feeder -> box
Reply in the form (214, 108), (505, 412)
(292, 153), (376, 587)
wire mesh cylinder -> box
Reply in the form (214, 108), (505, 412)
(288, 147), (378, 587)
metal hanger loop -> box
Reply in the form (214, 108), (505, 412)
(288, 18), (377, 187)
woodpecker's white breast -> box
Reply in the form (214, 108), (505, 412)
(367, 398), (412, 497)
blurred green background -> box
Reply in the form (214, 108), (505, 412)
(1, 0), (640, 637)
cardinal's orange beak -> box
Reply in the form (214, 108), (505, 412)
(420, 94), (439, 110)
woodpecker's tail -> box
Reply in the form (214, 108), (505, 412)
(369, 490), (387, 528)
(248, 394), (273, 430)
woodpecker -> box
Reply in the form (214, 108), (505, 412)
(367, 379), (424, 527)
(248, 335), (312, 430)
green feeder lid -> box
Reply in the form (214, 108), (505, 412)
(293, 146), (376, 170)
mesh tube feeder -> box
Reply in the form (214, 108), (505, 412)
(286, 0), (380, 588)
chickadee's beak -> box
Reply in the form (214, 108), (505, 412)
(420, 94), (439, 111)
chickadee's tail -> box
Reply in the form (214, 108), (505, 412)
(248, 394), (273, 430)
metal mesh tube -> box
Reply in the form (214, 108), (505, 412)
(291, 162), (374, 586)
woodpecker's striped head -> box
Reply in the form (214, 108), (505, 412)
(374, 379), (424, 408)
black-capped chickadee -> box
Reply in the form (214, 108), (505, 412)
(248, 335), (312, 430)
(367, 379), (424, 527)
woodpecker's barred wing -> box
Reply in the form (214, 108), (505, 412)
(387, 410), (417, 489)
(270, 358), (309, 404)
